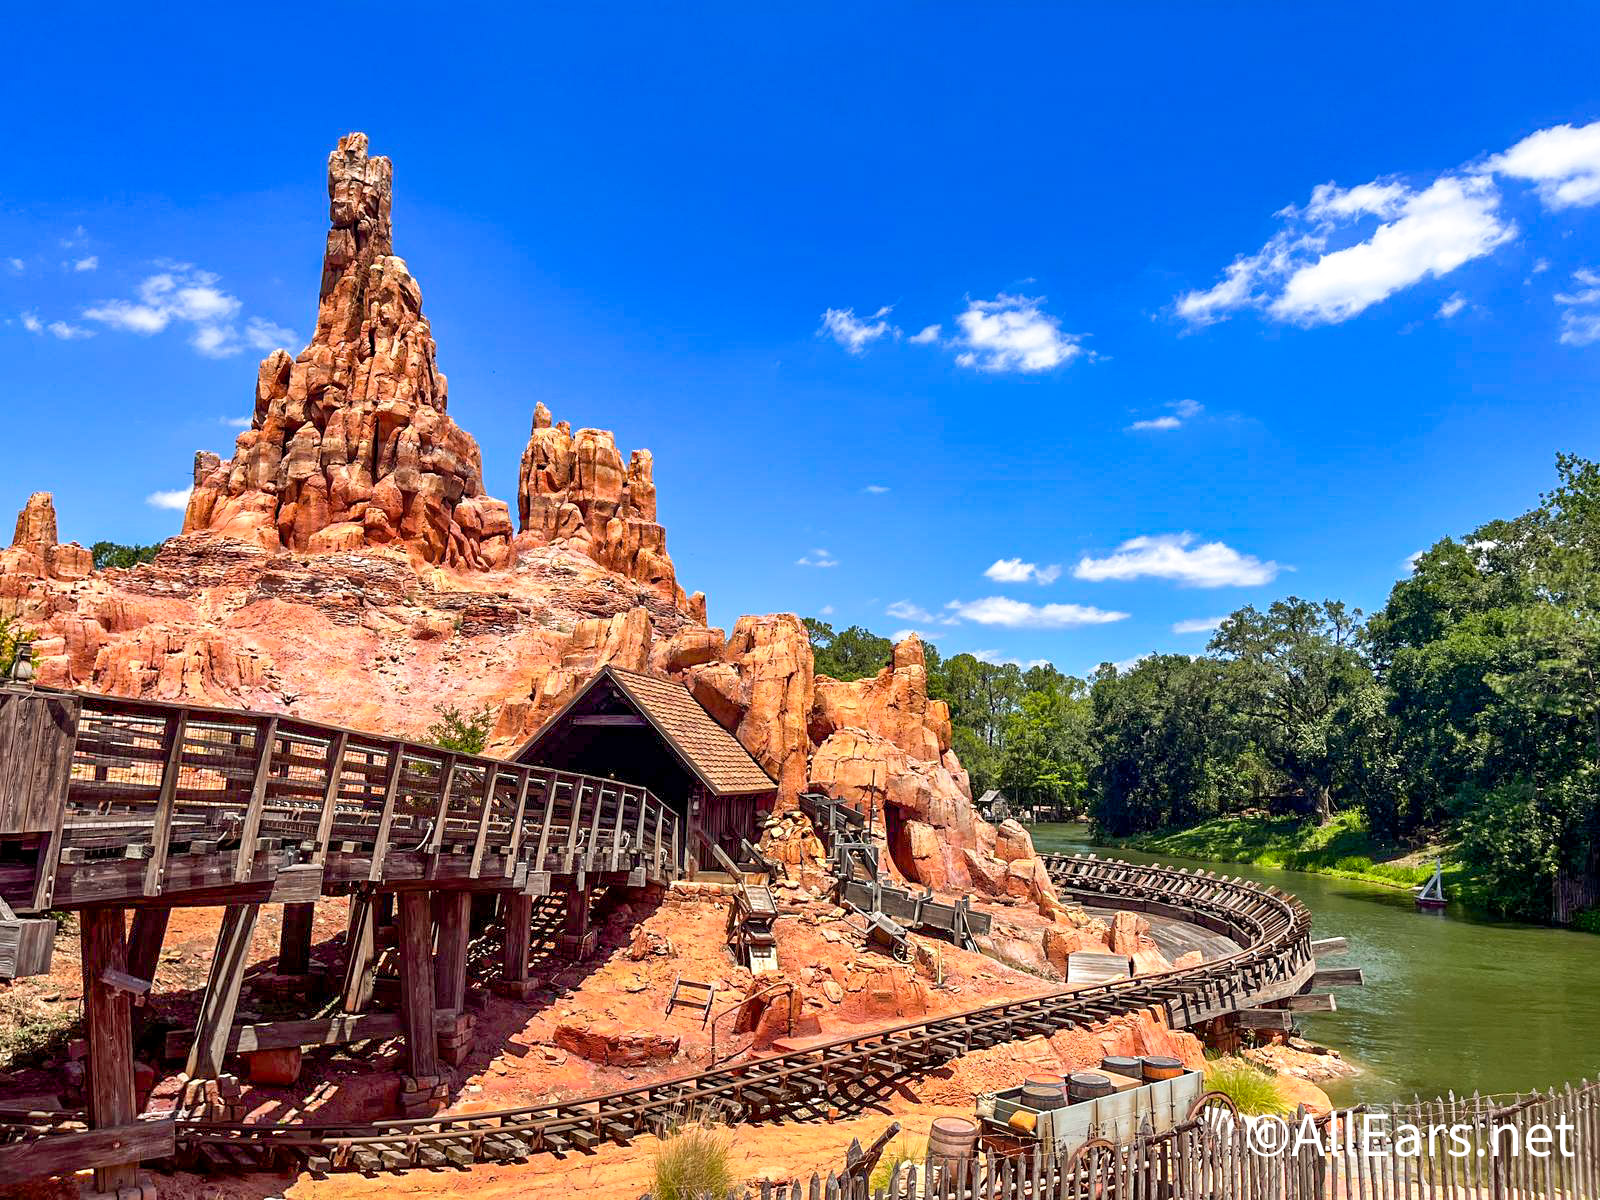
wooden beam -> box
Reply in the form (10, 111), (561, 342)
(1309, 936), (1348, 957)
(397, 891), (439, 1079)
(503, 892), (532, 984)
(503, 770), (532, 878)
(98, 969), (151, 1005)
(468, 767), (498, 878)
(1236, 1007), (1294, 1031)
(0, 1120), (174, 1187)
(367, 742), (406, 882)
(1309, 967), (1364, 988)
(429, 755), (460, 854)
(233, 715), (279, 883)
(1277, 992), (1338, 1013)
(570, 715), (648, 727)
(162, 1008), (469, 1060)
(278, 901), (315, 976)
(79, 906), (137, 1192)
(311, 730), (350, 867)
(433, 891), (471, 1013)
(340, 894), (378, 1014)
(125, 908), (169, 984)
(185, 902), (261, 1079)
(142, 711), (188, 897)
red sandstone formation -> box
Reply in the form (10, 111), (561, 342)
(182, 133), (514, 570)
(2, 492), (92, 584)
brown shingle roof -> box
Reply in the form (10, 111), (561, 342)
(517, 666), (776, 797)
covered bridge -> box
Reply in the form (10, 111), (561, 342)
(513, 666), (776, 873)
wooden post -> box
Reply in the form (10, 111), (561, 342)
(397, 891), (439, 1079)
(558, 886), (594, 961)
(278, 902), (315, 977)
(186, 902), (260, 1079)
(340, 894), (377, 1013)
(125, 908), (170, 984)
(433, 891), (471, 1013)
(233, 715), (279, 883)
(142, 712), (189, 898)
(502, 892), (533, 986)
(79, 906), (138, 1193)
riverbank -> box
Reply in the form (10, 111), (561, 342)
(1090, 812), (1469, 898)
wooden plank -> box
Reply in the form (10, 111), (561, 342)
(160, 1009), (471, 1059)
(125, 908), (170, 983)
(1276, 992), (1337, 1013)
(142, 711), (189, 897)
(79, 906), (137, 1192)
(502, 770), (532, 877)
(0, 1120), (175, 1185)
(185, 902), (261, 1078)
(429, 755), (460, 854)
(434, 890), (471, 1012)
(278, 901), (315, 976)
(1309, 967), (1364, 988)
(310, 730), (350, 867)
(570, 715), (648, 727)
(468, 767), (498, 878)
(367, 742), (406, 883)
(233, 716), (279, 883)
(1236, 1007), (1294, 1031)
(340, 894), (378, 1013)
(1309, 936), (1348, 957)
(397, 890), (439, 1079)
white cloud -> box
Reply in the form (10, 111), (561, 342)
(1172, 616), (1225, 635)
(1403, 549), (1425, 574)
(908, 324), (941, 344)
(1556, 268), (1600, 346)
(60, 225), (88, 248)
(797, 548), (839, 568)
(6, 258), (23, 273)
(1491, 120), (1600, 210)
(818, 604), (835, 616)
(973, 649), (1050, 668)
(953, 293), (1083, 372)
(983, 558), (1061, 585)
(220, 415), (253, 429)
(83, 265), (284, 359)
(145, 487), (193, 511)
(862, 484), (890, 495)
(245, 316), (298, 351)
(46, 320), (93, 340)
(1107, 653), (1152, 675)
(1128, 399), (1203, 432)
(891, 628), (943, 644)
(944, 596), (1129, 629)
(20, 311), (42, 333)
(73, 255), (98, 272)
(1074, 532), (1281, 588)
(886, 600), (936, 622)
(819, 305), (897, 354)
(1437, 293), (1467, 318)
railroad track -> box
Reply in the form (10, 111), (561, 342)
(165, 854), (1315, 1176)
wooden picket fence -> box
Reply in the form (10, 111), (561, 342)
(644, 1078), (1600, 1199)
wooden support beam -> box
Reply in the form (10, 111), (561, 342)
(79, 906), (137, 1192)
(1276, 992), (1338, 1013)
(367, 742), (406, 882)
(570, 714), (648, 727)
(558, 886), (594, 961)
(142, 712), (188, 897)
(433, 890), (471, 1013)
(125, 907), (170, 984)
(311, 730), (349, 867)
(0, 1120), (174, 1187)
(429, 755), (460, 854)
(1309, 936), (1348, 957)
(98, 969), (151, 1006)
(186, 902), (261, 1079)
(1309, 966), (1364, 988)
(503, 771), (532, 877)
(233, 715), (279, 883)
(468, 767), (498, 878)
(397, 890), (439, 1079)
(1235, 1007), (1294, 1031)
(278, 901), (315, 977)
(162, 1008), (466, 1060)
(503, 892), (533, 984)
(340, 894), (378, 1014)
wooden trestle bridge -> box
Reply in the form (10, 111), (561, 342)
(0, 685), (1353, 1191)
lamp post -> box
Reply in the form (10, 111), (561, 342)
(7, 637), (34, 686)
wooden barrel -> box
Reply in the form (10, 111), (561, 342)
(1101, 1055), (1142, 1077)
(1022, 1073), (1068, 1110)
(1141, 1055), (1185, 1081)
(929, 1116), (979, 1164)
(1068, 1072), (1114, 1102)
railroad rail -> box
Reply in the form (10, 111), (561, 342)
(166, 854), (1318, 1175)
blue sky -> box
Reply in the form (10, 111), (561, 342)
(3, 5), (1598, 675)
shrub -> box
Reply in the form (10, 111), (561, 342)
(424, 703), (497, 756)
(1204, 1059), (1290, 1116)
(871, 1135), (926, 1193)
(653, 1116), (733, 1200)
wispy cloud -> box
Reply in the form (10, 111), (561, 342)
(1128, 398), (1203, 432)
(907, 324), (941, 344)
(1437, 293), (1467, 318)
(1490, 121), (1600, 210)
(83, 265), (292, 360)
(245, 316), (298, 351)
(862, 484), (890, 495)
(887, 600), (936, 623)
(945, 596), (1128, 629)
(20, 312), (41, 333)
(1172, 616), (1225, 635)
(973, 649), (1052, 668)
(72, 255), (98, 272)
(953, 293), (1084, 372)
(1075, 533), (1281, 588)
(797, 548), (839, 568)
(20, 310), (94, 340)
(819, 305), (897, 354)
(1556, 267), (1600, 346)
(983, 557), (1062, 585)
(5, 258), (23, 273)
(818, 604), (835, 615)
(891, 628), (943, 643)
(145, 487), (193, 511)
(220, 415), (253, 429)
(59, 226), (88, 249)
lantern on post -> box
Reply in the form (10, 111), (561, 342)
(7, 636), (34, 685)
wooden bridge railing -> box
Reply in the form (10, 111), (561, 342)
(13, 690), (682, 909)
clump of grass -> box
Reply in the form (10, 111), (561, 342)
(871, 1134), (926, 1192)
(1204, 1059), (1290, 1117)
(0, 990), (78, 1071)
(653, 1113), (734, 1200)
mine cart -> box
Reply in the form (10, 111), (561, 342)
(977, 1066), (1206, 1156)
(727, 882), (780, 973)
(864, 911), (912, 962)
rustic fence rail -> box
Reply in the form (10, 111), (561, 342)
(644, 1078), (1600, 1199)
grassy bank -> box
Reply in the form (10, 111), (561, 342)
(1107, 811), (1474, 897)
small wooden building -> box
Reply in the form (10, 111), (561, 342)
(513, 666), (776, 872)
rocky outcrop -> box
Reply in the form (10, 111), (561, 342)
(2, 493), (92, 583)
(810, 633), (945, 760)
(517, 404), (685, 607)
(489, 605), (654, 747)
(182, 134), (514, 570)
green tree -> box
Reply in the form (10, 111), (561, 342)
(425, 703), (497, 755)
(803, 619), (893, 681)
(90, 541), (161, 570)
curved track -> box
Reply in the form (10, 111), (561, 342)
(172, 854), (1316, 1175)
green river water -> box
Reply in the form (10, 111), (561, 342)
(1028, 824), (1600, 1107)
